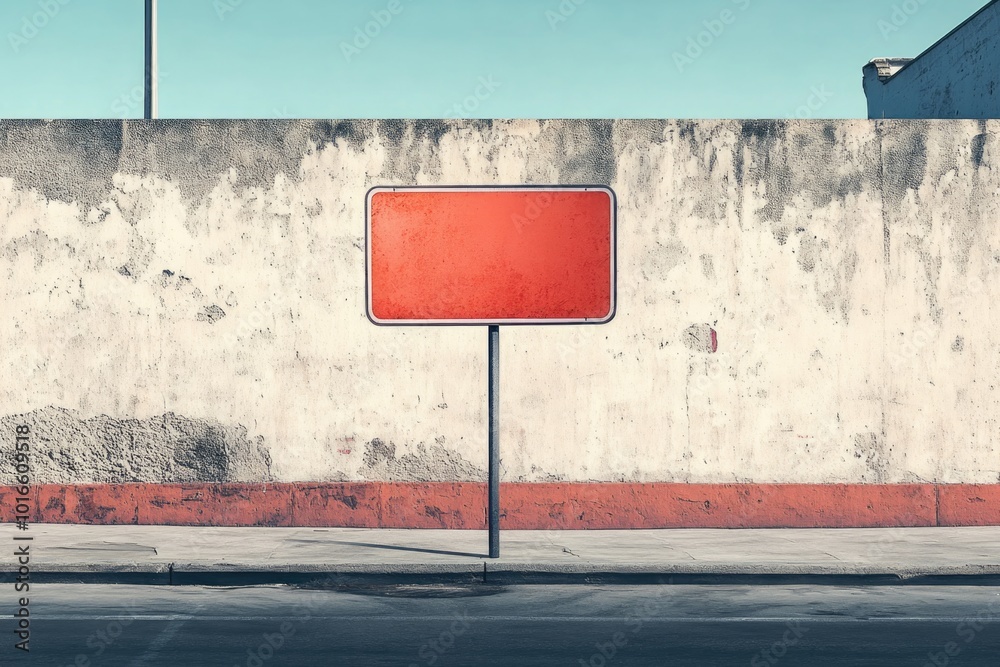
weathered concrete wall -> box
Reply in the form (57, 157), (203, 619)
(1, 119), (998, 490)
(864, 0), (1000, 119)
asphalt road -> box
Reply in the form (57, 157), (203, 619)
(6, 583), (1000, 666)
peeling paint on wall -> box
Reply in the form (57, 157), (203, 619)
(360, 438), (485, 482)
(0, 407), (271, 483)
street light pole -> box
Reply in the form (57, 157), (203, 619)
(144, 0), (157, 119)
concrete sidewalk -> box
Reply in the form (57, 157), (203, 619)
(4, 524), (999, 585)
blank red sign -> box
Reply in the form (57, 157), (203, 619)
(366, 186), (616, 325)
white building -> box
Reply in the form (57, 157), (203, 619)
(864, 0), (1000, 119)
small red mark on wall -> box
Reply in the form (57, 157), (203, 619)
(683, 324), (718, 354)
(338, 449), (352, 455)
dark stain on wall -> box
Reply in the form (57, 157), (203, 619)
(853, 431), (889, 484)
(972, 132), (987, 168)
(375, 119), (405, 145)
(412, 120), (451, 147)
(311, 120), (373, 151)
(0, 120), (332, 209)
(740, 121), (873, 225)
(122, 120), (321, 200)
(539, 119), (617, 185)
(734, 120), (784, 191)
(0, 120), (123, 211)
(467, 119), (495, 134)
(674, 120), (701, 156)
(881, 123), (929, 213)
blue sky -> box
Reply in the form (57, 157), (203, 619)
(0, 0), (989, 119)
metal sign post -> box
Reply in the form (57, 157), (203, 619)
(488, 325), (500, 558)
(365, 185), (616, 559)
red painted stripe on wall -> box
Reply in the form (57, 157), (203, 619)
(3, 482), (988, 528)
(937, 484), (1000, 526)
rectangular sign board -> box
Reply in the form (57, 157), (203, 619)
(366, 186), (616, 325)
